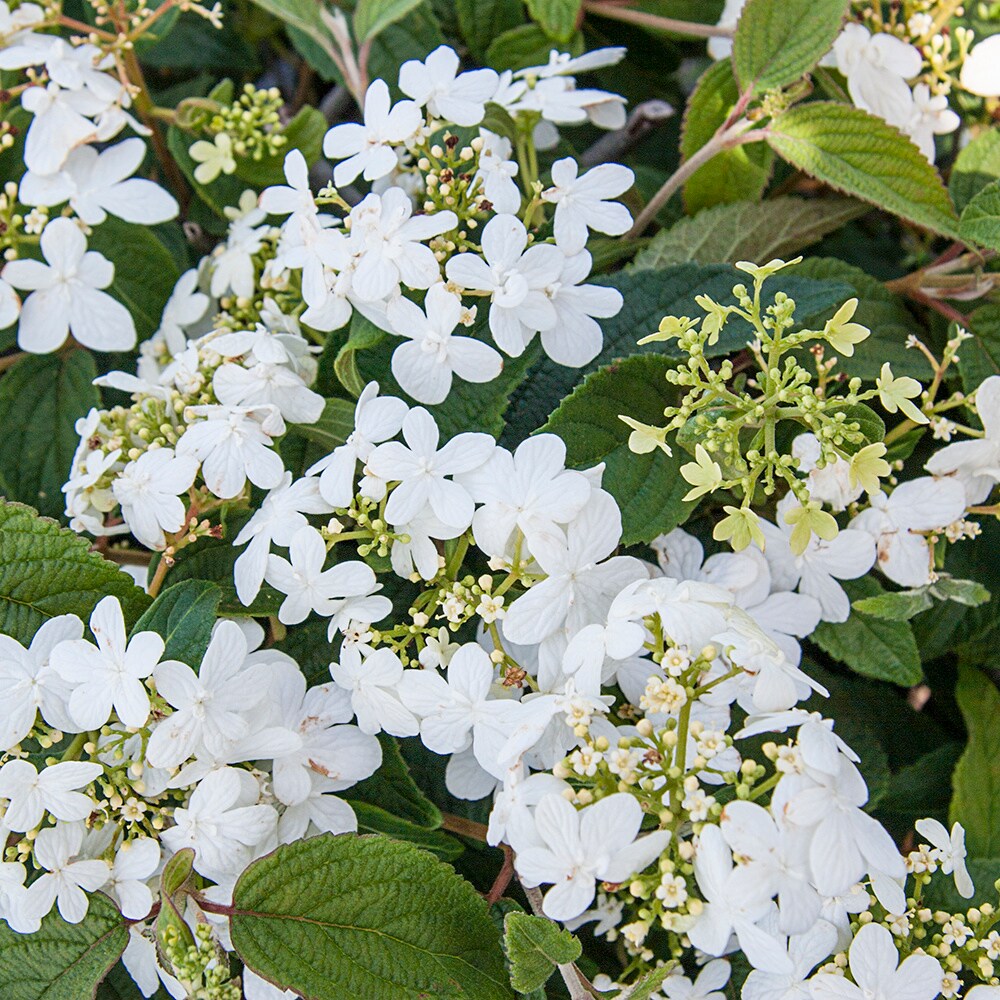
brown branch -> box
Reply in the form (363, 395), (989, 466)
(440, 812), (490, 842)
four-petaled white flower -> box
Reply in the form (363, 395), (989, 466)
(2, 216), (136, 353)
(51, 596), (174, 730)
(329, 647), (419, 738)
(660, 959), (732, 1000)
(514, 792), (671, 920)
(22, 822), (110, 925)
(0, 759), (102, 832)
(388, 283), (502, 404)
(112, 447), (199, 550)
(915, 818), (974, 899)
(399, 45), (499, 126)
(446, 214), (564, 357)
(323, 79), (421, 187)
(541, 158), (634, 254)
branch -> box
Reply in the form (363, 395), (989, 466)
(582, 1), (734, 39)
(440, 812), (490, 841)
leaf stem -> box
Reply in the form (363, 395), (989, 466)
(582, 1), (735, 39)
(440, 812), (490, 841)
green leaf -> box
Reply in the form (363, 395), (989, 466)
(348, 801), (464, 860)
(618, 965), (677, 1000)
(959, 177), (1000, 252)
(354, 0), (424, 42)
(924, 857), (1000, 911)
(852, 588), (933, 621)
(794, 257), (932, 380)
(0, 893), (127, 1000)
(347, 733), (442, 828)
(96, 962), (171, 999)
(766, 102), (960, 238)
(680, 60), (773, 213)
(824, 402), (885, 454)
(486, 23), (581, 71)
(958, 303), (1000, 393)
(632, 196), (866, 269)
(732, 0), (849, 94)
(0, 500), (150, 644)
(503, 913), (581, 993)
(931, 577), (991, 607)
(876, 742), (962, 827)
(88, 218), (180, 343)
(246, 0), (335, 59)
(951, 665), (1000, 857)
(231, 834), (515, 1000)
(131, 580), (222, 665)
(0, 350), (99, 520)
(288, 398), (356, 452)
(525, 0), (580, 42)
(456, 0), (526, 61)
(336, 312), (388, 398)
(950, 128), (1000, 213)
(811, 577), (922, 685)
(541, 355), (694, 545)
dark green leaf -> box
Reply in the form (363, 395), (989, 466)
(348, 802), (464, 860)
(457, 0), (526, 61)
(288, 398), (356, 452)
(0, 350), (99, 519)
(811, 577), (922, 685)
(950, 129), (1000, 213)
(231, 834), (515, 1000)
(525, 0), (580, 42)
(541, 355), (694, 545)
(347, 733), (442, 828)
(503, 912), (581, 993)
(131, 580), (222, 665)
(957, 303), (1000, 393)
(680, 60), (773, 212)
(486, 23), (582, 71)
(0, 500), (150, 643)
(354, 0), (424, 42)
(732, 0), (849, 94)
(766, 102), (960, 238)
(0, 893), (127, 1000)
(959, 178), (1000, 252)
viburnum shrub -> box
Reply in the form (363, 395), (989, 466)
(1, 0), (1000, 998)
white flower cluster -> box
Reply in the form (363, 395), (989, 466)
(710, 1), (964, 161)
(0, 596), (380, 997)
(63, 286), (322, 545)
(0, 1), (179, 351)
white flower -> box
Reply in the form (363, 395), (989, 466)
(51, 596), (172, 730)
(19, 138), (178, 225)
(926, 376), (1000, 503)
(329, 647), (419, 738)
(367, 406), (494, 528)
(792, 433), (862, 512)
(189, 132), (236, 184)
(915, 818), (974, 899)
(446, 214), (564, 357)
(387, 283), (502, 404)
(23, 823), (110, 925)
(106, 837), (159, 919)
(503, 490), (645, 645)
(265, 525), (389, 631)
(961, 35), (1000, 97)
(514, 792), (671, 921)
(176, 404), (285, 499)
(233, 472), (334, 606)
(161, 767), (277, 879)
(660, 959), (731, 1000)
(850, 478), (967, 587)
(688, 825), (791, 974)
(145, 620), (271, 769)
(833, 23), (922, 128)
(266, 663), (380, 806)
(473, 129), (520, 213)
(707, 0), (746, 60)
(2, 217), (135, 353)
(0, 614), (82, 749)
(244, 968), (298, 1000)
(212, 354), (324, 425)
(112, 447), (199, 550)
(0, 277), (19, 330)
(307, 382), (408, 507)
(539, 249), (621, 367)
(398, 643), (516, 777)
(542, 158), (633, 254)
(399, 45), (499, 126)
(515, 47), (627, 80)
(121, 926), (186, 999)
(259, 148), (317, 228)
(155, 269), (210, 353)
(905, 83), (960, 162)
(463, 433), (591, 557)
(323, 79), (421, 187)
(809, 922), (943, 1000)
(0, 759), (101, 832)
(741, 920), (839, 1000)
(762, 496), (876, 623)
(16, 83), (103, 176)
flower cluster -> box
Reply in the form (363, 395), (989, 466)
(710, 0), (1000, 161)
